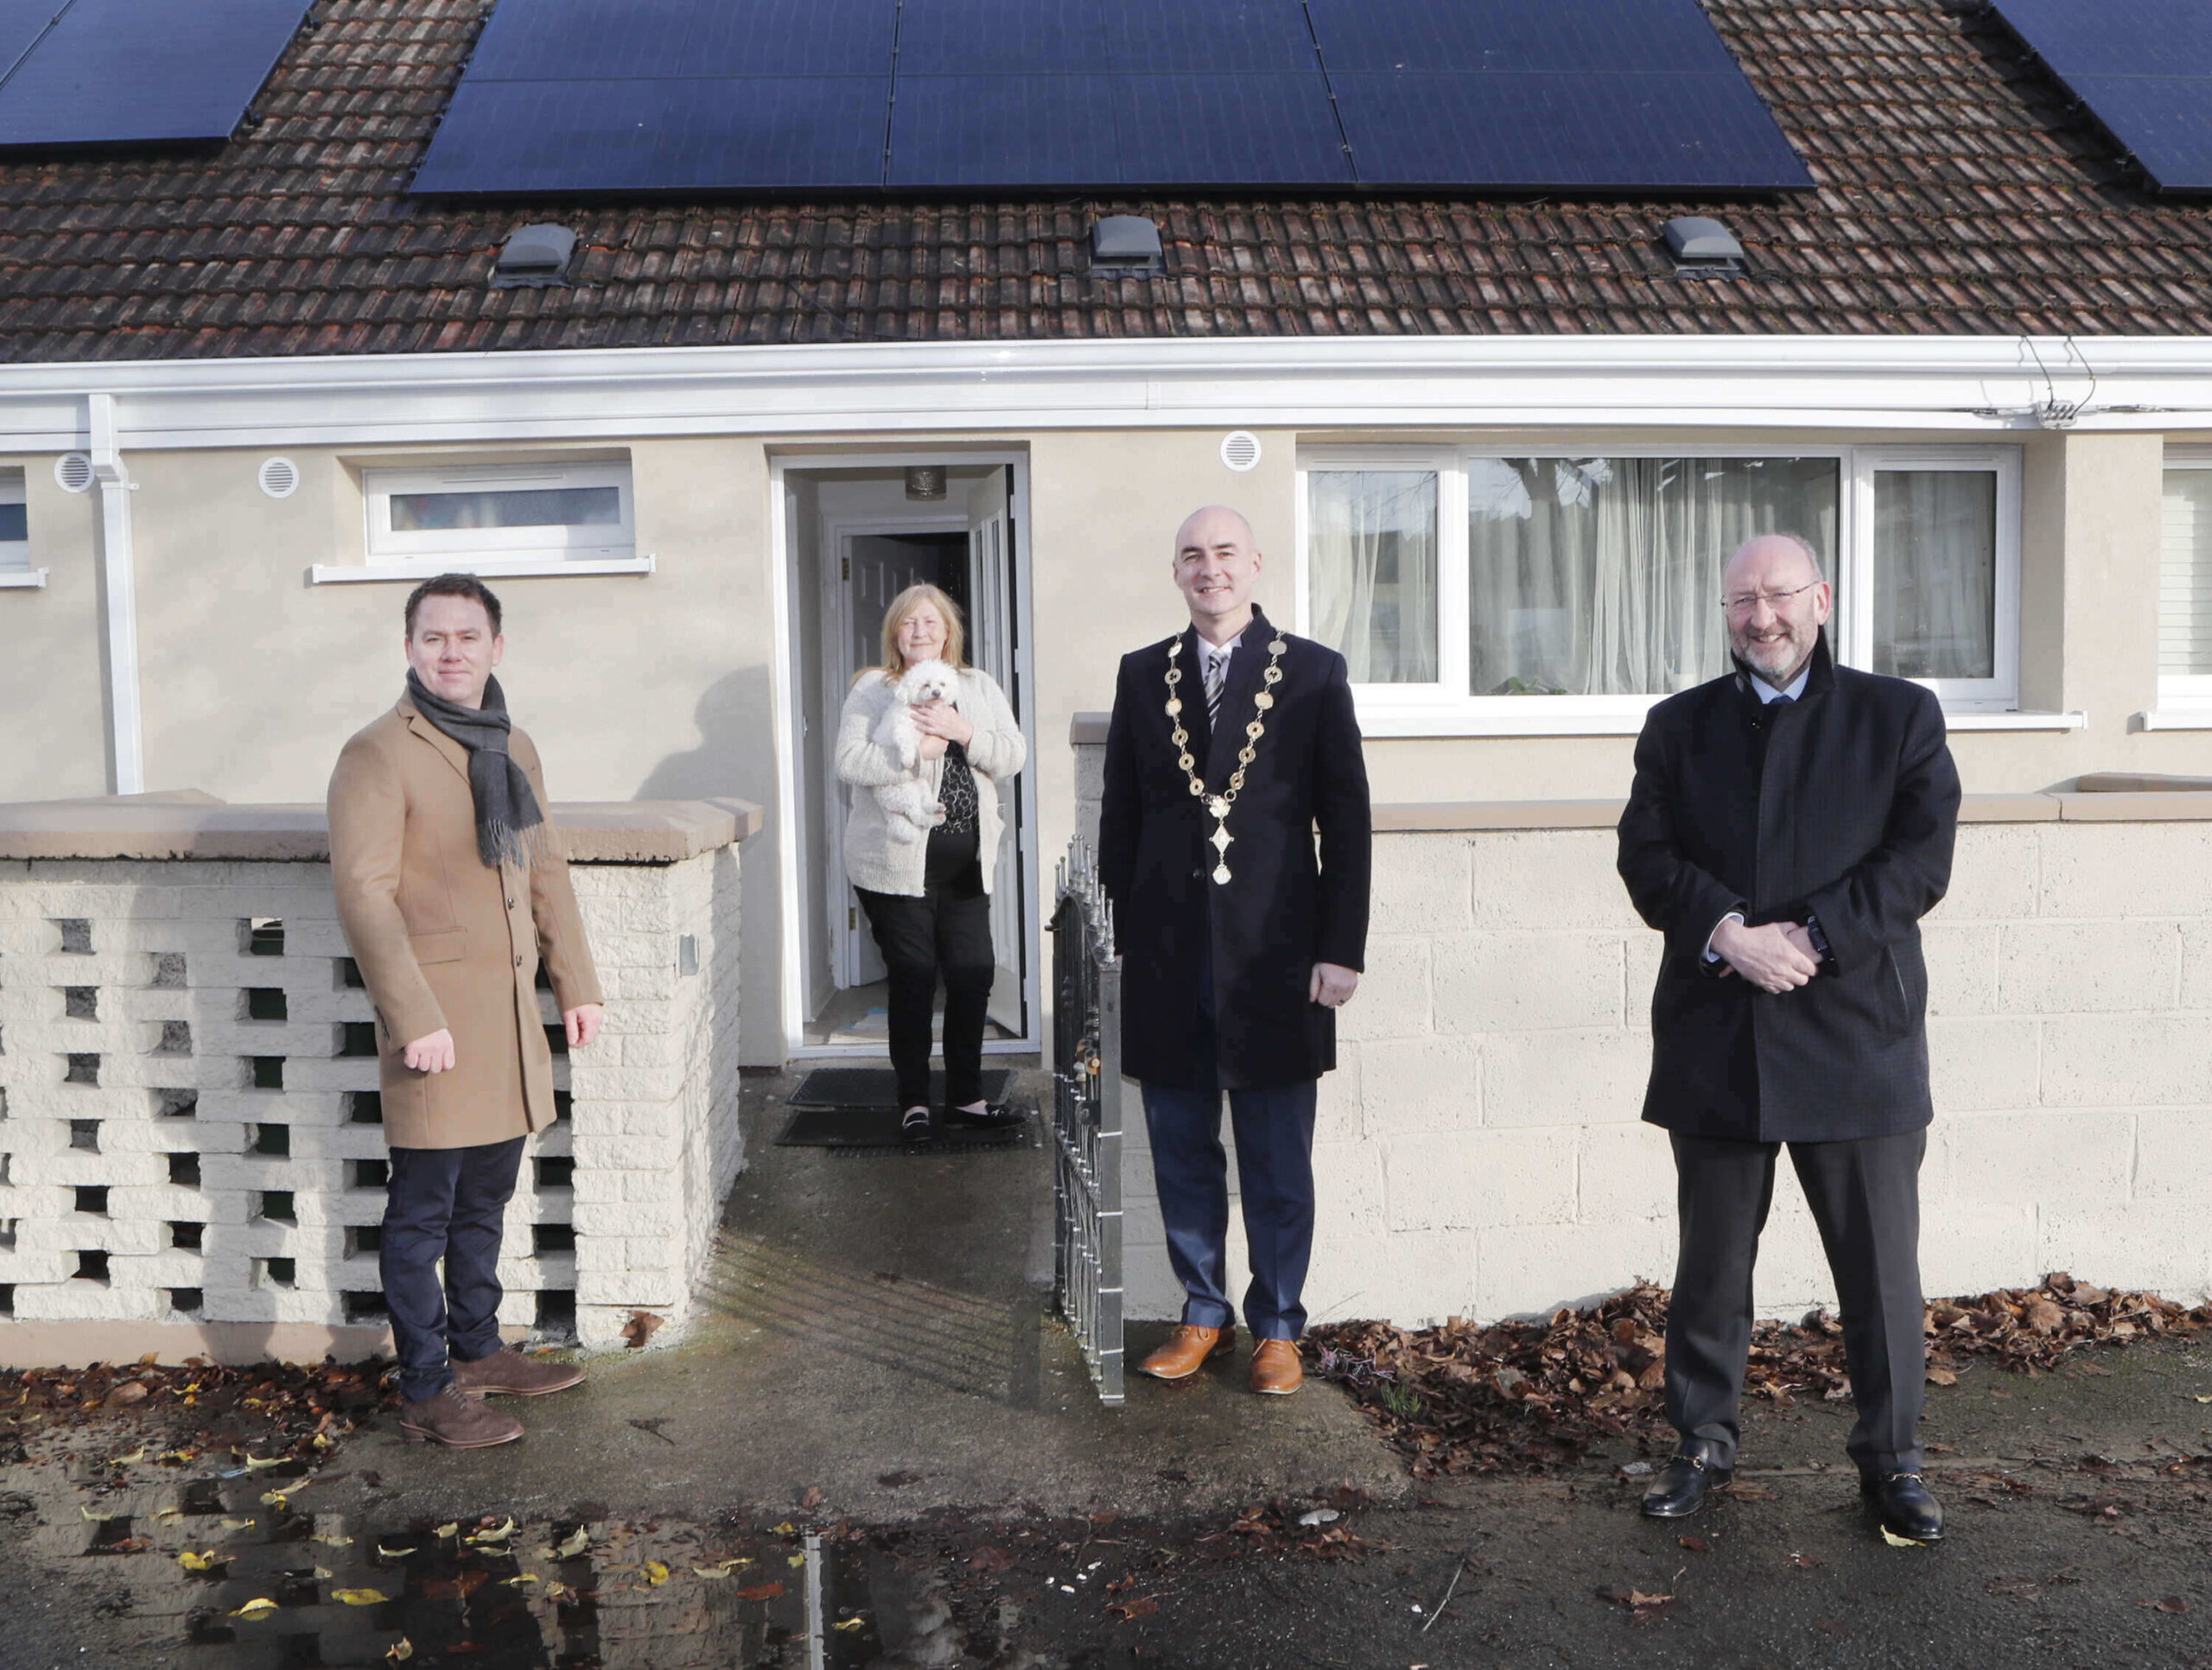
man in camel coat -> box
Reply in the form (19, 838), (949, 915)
(327, 573), (604, 1449)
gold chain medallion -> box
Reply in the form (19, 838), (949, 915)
(1164, 631), (1289, 885)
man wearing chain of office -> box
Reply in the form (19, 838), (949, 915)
(1099, 505), (1371, 1398)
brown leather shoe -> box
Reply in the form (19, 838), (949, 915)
(1138, 1321), (1236, 1381)
(398, 1381), (524, 1447)
(1250, 1337), (1303, 1397)
(452, 1346), (586, 1398)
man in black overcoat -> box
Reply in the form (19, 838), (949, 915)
(1618, 533), (1961, 1542)
(1099, 505), (1371, 1398)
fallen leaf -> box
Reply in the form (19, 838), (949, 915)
(620, 1310), (665, 1349)
(2156, 1597), (2192, 1615)
(423, 1572), (488, 1603)
(1297, 1508), (1341, 1527)
(543, 1582), (575, 1602)
(77, 1507), (100, 1522)
(1880, 1527), (1928, 1548)
(103, 1381), (149, 1409)
(334, 1589), (388, 1606)
(1786, 1553), (1825, 1569)
(386, 1641), (413, 1663)
(504, 1574), (539, 1588)
(177, 1550), (219, 1572)
(800, 1486), (823, 1509)
(110, 1448), (146, 1464)
(232, 1598), (278, 1620)
(832, 1616), (867, 1632)
(1925, 1368), (1958, 1387)
(433, 1522), (458, 1540)
(553, 1527), (591, 1559)
(258, 1492), (290, 1508)
(1678, 1535), (1709, 1553)
(735, 1582), (787, 1603)
(311, 1534), (353, 1548)
(239, 1455), (287, 1471)
(691, 1559), (751, 1578)
(771, 1521), (797, 1535)
(1108, 1597), (1160, 1620)
(2194, 1395), (2212, 1405)
(787, 1553), (806, 1568)
(643, 1560), (671, 1586)
(969, 1546), (1018, 1573)
(465, 1517), (517, 1546)
(220, 1518), (257, 1533)
(376, 1543), (418, 1559)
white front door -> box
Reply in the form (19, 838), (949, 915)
(967, 469), (1027, 1036)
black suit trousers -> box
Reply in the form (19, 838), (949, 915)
(1665, 1128), (1927, 1476)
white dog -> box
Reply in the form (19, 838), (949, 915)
(872, 657), (961, 843)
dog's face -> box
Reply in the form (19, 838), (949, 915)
(899, 659), (958, 708)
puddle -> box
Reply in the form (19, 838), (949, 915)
(5, 1440), (896, 1667)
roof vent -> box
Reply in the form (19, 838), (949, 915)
(491, 223), (576, 289)
(1662, 216), (1746, 277)
(1090, 215), (1164, 277)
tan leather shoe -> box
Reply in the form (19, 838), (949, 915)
(453, 1346), (586, 1398)
(398, 1382), (524, 1447)
(1250, 1337), (1303, 1397)
(1138, 1321), (1236, 1381)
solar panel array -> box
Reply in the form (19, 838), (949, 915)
(411, 0), (1813, 196)
(0, 0), (308, 149)
(1989, 0), (2212, 193)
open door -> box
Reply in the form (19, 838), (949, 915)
(967, 468), (1027, 1037)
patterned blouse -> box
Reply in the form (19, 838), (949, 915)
(937, 740), (978, 835)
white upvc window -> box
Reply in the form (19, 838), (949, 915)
(1296, 444), (2023, 734)
(2159, 448), (2212, 708)
(363, 460), (635, 566)
(0, 470), (35, 587)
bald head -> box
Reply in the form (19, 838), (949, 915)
(1723, 531), (1831, 689)
(1722, 533), (1822, 598)
(1172, 505), (1263, 645)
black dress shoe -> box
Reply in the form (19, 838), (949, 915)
(1641, 1448), (1732, 1518)
(1862, 1471), (1944, 1541)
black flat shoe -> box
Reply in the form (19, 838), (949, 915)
(1641, 1447), (1732, 1519)
(1862, 1471), (1944, 1542)
(941, 1102), (1024, 1129)
(899, 1105), (934, 1140)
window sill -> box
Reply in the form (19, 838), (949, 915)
(0, 568), (47, 589)
(2133, 709), (2212, 732)
(1356, 708), (2085, 739)
(309, 555), (655, 585)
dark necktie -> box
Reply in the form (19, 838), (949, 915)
(1205, 651), (1227, 727)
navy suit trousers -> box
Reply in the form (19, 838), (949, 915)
(382, 1136), (524, 1402)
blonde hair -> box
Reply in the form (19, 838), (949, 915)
(876, 583), (968, 682)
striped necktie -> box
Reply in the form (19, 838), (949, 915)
(1205, 650), (1226, 727)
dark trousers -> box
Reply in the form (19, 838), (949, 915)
(382, 1136), (524, 1402)
(856, 828), (995, 1109)
(1665, 1128), (1928, 1476)
(1143, 1078), (1319, 1339)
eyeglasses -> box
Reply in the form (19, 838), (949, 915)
(1720, 581), (1820, 616)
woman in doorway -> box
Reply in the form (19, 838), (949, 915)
(836, 583), (1027, 1139)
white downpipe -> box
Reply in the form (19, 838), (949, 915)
(88, 391), (143, 794)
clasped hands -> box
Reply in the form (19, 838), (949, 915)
(403, 1003), (605, 1074)
(1711, 918), (1823, 995)
(909, 698), (974, 761)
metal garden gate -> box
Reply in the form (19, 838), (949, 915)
(1050, 841), (1125, 1406)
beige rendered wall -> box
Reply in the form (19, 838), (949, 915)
(0, 457), (109, 797)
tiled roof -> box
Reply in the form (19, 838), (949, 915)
(1, 0), (2209, 359)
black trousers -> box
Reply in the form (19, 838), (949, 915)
(855, 828), (995, 1108)
(381, 1136), (524, 1403)
(1665, 1128), (1927, 1476)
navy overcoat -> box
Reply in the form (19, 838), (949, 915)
(1099, 607), (1371, 1091)
(1616, 635), (1961, 1142)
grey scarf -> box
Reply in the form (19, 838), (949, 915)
(405, 669), (547, 869)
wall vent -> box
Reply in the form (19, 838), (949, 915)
(257, 457), (299, 499)
(1220, 431), (1262, 473)
(54, 453), (92, 493)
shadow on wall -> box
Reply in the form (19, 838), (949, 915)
(634, 668), (775, 803)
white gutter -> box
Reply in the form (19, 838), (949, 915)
(87, 391), (143, 794)
(0, 334), (2204, 453)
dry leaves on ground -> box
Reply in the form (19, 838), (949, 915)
(1306, 1274), (2211, 1478)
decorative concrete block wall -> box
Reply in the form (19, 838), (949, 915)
(0, 796), (755, 1361)
(1071, 730), (2212, 1324)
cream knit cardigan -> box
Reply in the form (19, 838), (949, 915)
(835, 664), (1026, 898)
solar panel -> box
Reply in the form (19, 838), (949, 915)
(412, 0), (1807, 195)
(0, 0), (307, 149)
(1987, 0), (2212, 192)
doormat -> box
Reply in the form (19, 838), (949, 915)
(785, 1067), (1014, 1108)
(772, 1104), (1032, 1155)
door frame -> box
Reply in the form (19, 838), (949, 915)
(768, 449), (1039, 1062)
